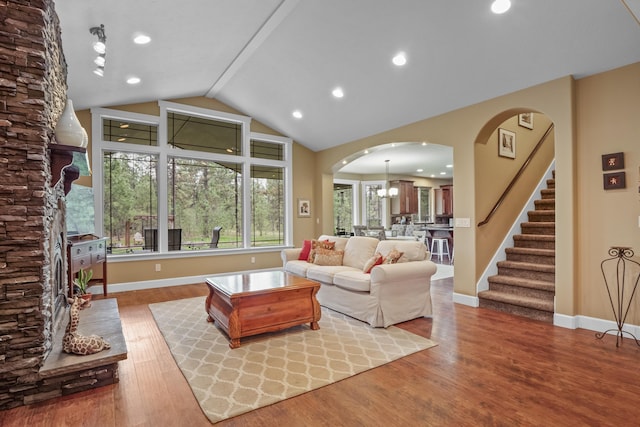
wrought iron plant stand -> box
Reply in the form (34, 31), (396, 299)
(595, 246), (640, 347)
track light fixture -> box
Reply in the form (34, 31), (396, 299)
(89, 24), (106, 77)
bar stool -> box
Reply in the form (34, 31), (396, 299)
(430, 238), (450, 263)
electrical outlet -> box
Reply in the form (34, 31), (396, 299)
(155, 263), (161, 272)
(251, 256), (255, 264)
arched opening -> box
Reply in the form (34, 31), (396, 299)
(473, 109), (556, 322)
(331, 141), (453, 259)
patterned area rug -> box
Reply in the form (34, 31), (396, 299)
(149, 297), (437, 424)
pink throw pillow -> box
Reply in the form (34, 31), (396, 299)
(298, 239), (312, 261)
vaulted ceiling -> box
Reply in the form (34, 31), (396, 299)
(55, 0), (640, 176)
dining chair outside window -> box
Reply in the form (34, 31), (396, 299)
(210, 226), (223, 248)
(353, 225), (367, 236)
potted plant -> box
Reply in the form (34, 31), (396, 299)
(73, 268), (93, 300)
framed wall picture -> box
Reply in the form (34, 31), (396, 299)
(297, 198), (311, 217)
(601, 152), (624, 171)
(498, 128), (516, 159)
(603, 172), (626, 190)
(518, 112), (534, 129)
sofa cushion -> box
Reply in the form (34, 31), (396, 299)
(308, 239), (335, 262)
(376, 240), (427, 262)
(306, 265), (354, 284)
(362, 253), (384, 273)
(298, 239), (312, 261)
(284, 260), (313, 276)
(313, 248), (344, 266)
(382, 248), (403, 264)
(318, 235), (349, 251)
(333, 270), (372, 292)
(342, 236), (379, 270)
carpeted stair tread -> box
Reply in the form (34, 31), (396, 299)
(506, 247), (555, 256)
(513, 234), (555, 242)
(505, 247), (555, 265)
(478, 290), (554, 312)
(488, 274), (555, 292)
(521, 221), (555, 228)
(497, 260), (556, 273)
(534, 199), (555, 210)
(540, 189), (555, 199)
(528, 210), (555, 221)
(521, 222), (555, 235)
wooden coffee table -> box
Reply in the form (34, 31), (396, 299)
(204, 271), (321, 349)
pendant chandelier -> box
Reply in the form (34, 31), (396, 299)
(377, 159), (398, 198)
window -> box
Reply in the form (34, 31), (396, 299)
(92, 103), (291, 256)
(362, 182), (385, 227)
(333, 180), (357, 235)
(417, 187), (432, 223)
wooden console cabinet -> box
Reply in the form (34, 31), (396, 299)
(67, 236), (108, 297)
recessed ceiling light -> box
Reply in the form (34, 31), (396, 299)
(117, 137), (126, 142)
(416, 169), (423, 172)
(332, 87), (344, 98)
(364, 149), (369, 154)
(342, 160), (347, 164)
(392, 52), (407, 66)
(491, 0), (511, 14)
(440, 172), (446, 175)
(119, 123), (129, 129)
(127, 76), (141, 85)
(133, 33), (151, 45)
(446, 164), (453, 168)
(292, 110), (303, 119)
(94, 55), (105, 67)
(93, 67), (104, 77)
(421, 142), (427, 146)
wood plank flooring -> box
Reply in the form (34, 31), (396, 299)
(3, 273), (640, 426)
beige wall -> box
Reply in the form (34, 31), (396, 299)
(576, 62), (640, 325)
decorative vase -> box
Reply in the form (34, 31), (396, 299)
(81, 127), (88, 148)
(54, 99), (84, 147)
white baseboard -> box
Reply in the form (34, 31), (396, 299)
(453, 292), (479, 307)
(87, 267), (280, 295)
(546, 312), (640, 340)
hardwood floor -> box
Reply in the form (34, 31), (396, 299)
(4, 272), (640, 426)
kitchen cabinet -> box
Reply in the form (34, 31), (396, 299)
(441, 185), (453, 215)
(390, 180), (418, 215)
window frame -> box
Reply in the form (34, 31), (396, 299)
(91, 102), (293, 259)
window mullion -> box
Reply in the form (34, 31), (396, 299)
(157, 114), (169, 253)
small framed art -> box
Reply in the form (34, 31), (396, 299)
(297, 198), (311, 217)
(603, 172), (626, 190)
(601, 152), (624, 171)
(518, 113), (533, 129)
(498, 128), (516, 159)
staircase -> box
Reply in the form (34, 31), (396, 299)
(478, 174), (556, 323)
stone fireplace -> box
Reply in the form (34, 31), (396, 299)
(0, 0), (125, 410)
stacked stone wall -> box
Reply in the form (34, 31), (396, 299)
(0, 0), (69, 409)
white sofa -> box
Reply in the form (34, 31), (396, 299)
(281, 235), (437, 327)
